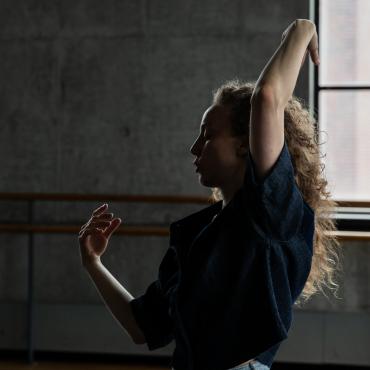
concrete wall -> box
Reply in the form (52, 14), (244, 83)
(0, 0), (369, 367)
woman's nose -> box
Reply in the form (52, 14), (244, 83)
(189, 139), (199, 155)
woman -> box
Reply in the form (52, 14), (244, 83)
(78, 19), (342, 370)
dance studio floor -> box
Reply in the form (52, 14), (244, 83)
(0, 360), (166, 370)
(0, 351), (368, 370)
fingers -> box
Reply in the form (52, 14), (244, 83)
(79, 221), (112, 235)
(103, 218), (122, 239)
(79, 226), (104, 236)
(83, 203), (112, 227)
(309, 46), (320, 65)
(81, 213), (113, 229)
(79, 203), (122, 240)
(93, 203), (109, 217)
(309, 31), (320, 65)
(78, 228), (101, 242)
(314, 47), (320, 64)
(80, 203), (112, 234)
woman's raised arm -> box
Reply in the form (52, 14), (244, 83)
(251, 19), (319, 108)
(247, 19), (319, 183)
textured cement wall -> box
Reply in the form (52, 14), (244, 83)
(0, 0), (369, 366)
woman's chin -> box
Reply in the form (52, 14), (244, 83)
(198, 173), (206, 185)
(198, 174), (214, 187)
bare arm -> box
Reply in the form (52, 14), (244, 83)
(85, 260), (146, 344)
(78, 203), (146, 344)
(251, 19), (319, 108)
(248, 19), (319, 182)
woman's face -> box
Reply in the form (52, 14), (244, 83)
(190, 104), (246, 188)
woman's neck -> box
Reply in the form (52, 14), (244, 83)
(219, 165), (246, 209)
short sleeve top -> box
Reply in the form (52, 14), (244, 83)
(129, 140), (315, 370)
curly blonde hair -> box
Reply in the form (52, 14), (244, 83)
(209, 78), (343, 306)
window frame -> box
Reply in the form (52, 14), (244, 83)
(309, 0), (370, 232)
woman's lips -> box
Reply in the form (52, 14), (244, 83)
(193, 160), (201, 172)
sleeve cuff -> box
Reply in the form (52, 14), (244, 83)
(129, 280), (174, 351)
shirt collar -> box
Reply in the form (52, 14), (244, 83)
(169, 186), (245, 247)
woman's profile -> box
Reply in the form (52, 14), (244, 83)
(78, 18), (342, 370)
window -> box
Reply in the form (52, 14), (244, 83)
(310, 0), (370, 231)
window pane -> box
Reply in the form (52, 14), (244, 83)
(319, 0), (370, 85)
(319, 90), (370, 200)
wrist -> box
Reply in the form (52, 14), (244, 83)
(84, 258), (102, 271)
(295, 19), (316, 33)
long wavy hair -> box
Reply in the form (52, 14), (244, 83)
(209, 78), (343, 306)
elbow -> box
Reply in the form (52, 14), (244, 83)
(250, 85), (281, 109)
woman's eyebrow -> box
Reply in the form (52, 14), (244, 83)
(200, 122), (215, 131)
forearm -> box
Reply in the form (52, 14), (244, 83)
(85, 261), (145, 344)
(252, 20), (316, 107)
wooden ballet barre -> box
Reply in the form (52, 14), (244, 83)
(0, 192), (369, 207)
(0, 193), (369, 241)
(0, 224), (169, 236)
(0, 223), (369, 241)
(0, 192), (214, 204)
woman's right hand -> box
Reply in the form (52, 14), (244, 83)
(78, 203), (122, 267)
